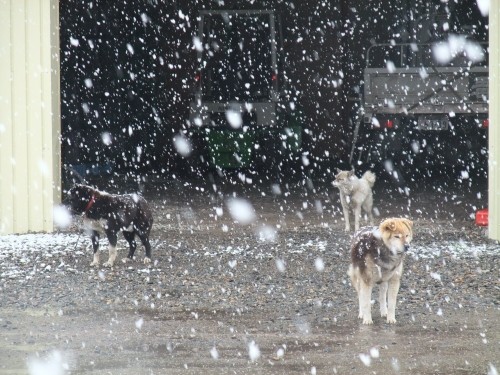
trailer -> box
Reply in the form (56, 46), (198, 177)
(350, 40), (488, 178)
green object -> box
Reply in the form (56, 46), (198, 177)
(282, 124), (302, 153)
(207, 130), (255, 169)
(206, 126), (302, 169)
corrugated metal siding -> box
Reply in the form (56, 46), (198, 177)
(0, 0), (60, 235)
(489, 3), (500, 241)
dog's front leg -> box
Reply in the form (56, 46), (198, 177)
(359, 281), (373, 324)
(103, 231), (118, 267)
(387, 276), (401, 324)
(340, 195), (351, 232)
(123, 231), (137, 262)
(379, 281), (388, 318)
(90, 231), (100, 267)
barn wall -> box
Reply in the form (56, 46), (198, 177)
(0, 0), (61, 235)
(489, 3), (500, 241)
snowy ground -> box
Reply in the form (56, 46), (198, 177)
(1, 231), (498, 281)
(0, 177), (498, 374)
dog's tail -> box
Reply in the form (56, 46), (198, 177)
(362, 170), (376, 188)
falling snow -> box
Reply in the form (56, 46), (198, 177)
(1, 0), (497, 374)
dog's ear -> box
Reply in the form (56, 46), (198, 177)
(380, 218), (397, 233)
(401, 218), (413, 231)
(348, 169), (355, 177)
(380, 218), (413, 233)
(74, 184), (84, 191)
(68, 184), (80, 194)
(336, 167), (342, 173)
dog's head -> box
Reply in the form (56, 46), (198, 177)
(332, 168), (355, 188)
(67, 184), (97, 214)
(379, 218), (413, 255)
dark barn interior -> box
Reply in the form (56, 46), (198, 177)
(59, 0), (487, 184)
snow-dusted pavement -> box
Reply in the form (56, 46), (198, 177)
(1, 231), (498, 281)
(0, 177), (498, 374)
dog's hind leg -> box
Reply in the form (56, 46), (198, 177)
(348, 266), (363, 319)
(387, 276), (401, 324)
(90, 231), (100, 267)
(138, 232), (152, 264)
(103, 231), (118, 267)
(362, 196), (375, 225)
(353, 204), (362, 232)
(359, 281), (373, 324)
(123, 231), (137, 261)
(379, 281), (388, 318)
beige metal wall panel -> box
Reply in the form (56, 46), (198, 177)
(12, 1), (30, 233)
(0, 0), (60, 235)
(46, 0), (62, 230)
(490, 2), (500, 241)
(27, 0), (44, 231)
(0, 1), (14, 234)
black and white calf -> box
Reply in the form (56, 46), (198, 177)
(68, 184), (154, 267)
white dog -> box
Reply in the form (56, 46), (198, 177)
(332, 169), (376, 232)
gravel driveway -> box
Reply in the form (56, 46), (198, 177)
(1, 175), (498, 374)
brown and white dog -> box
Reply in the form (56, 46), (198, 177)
(332, 169), (376, 232)
(68, 184), (154, 267)
(347, 218), (413, 324)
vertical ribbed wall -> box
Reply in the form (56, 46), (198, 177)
(490, 3), (500, 241)
(0, 0), (60, 235)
